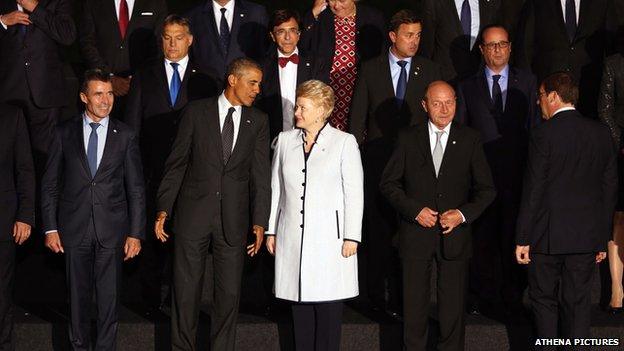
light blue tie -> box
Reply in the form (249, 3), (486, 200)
(87, 122), (100, 178)
(170, 62), (181, 106)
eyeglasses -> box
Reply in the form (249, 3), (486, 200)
(274, 28), (301, 37)
(481, 41), (510, 51)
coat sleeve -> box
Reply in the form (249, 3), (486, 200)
(457, 134), (497, 223)
(251, 112), (271, 229)
(265, 132), (285, 236)
(40, 126), (63, 232)
(341, 135), (364, 242)
(28, 0), (76, 46)
(124, 131), (146, 240)
(14, 109), (35, 227)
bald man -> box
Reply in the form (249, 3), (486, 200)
(380, 81), (496, 351)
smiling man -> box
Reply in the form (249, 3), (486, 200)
(155, 57), (270, 351)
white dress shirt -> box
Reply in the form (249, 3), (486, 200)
(560, 0), (580, 23)
(83, 113), (110, 169)
(0, 4), (23, 29)
(453, 0), (480, 49)
(278, 48), (298, 132)
(164, 55), (189, 87)
(213, 0), (235, 35)
(114, 0), (135, 20)
(218, 93), (242, 151)
(388, 48), (412, 94)
(485, 64), (509, 109)
(553, 106), (576, 116)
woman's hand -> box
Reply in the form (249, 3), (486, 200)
(266, 236), (275, 255)
(342, 241), (358, 258)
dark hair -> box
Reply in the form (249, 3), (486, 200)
(162, 14), (192, 35)
(81, 69), (111, 93)
(389, 9), (422, 33)
(269, 9), (301, 31)
(478, 24), (509, 44)
(541, 72), (579, 105)
(226, 57), (262, 81)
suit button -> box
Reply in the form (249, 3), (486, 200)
(437, 193), (442, 198)
(300, 224), (303, 228)
(216, 191), (220, 196)
(92, 182), (96, 186)
(300, 196), (304, 200)
(24, 62), (30, 66)
(302, 169), (306, 173)
(570, 46), (575, 51)
(301, 182), (305, 186)
(300, 210), (304, 214)
(119, 45), (124, 49)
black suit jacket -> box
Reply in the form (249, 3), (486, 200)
(125, 58), (220, 188)
(41, 117), (146, 248)
(515, 0), (616, 116)
(0, 104), (35, 240)
(301, 4), (386, 65)
(258, 48), (329, 141)
(349, 54), (443, 145)
(457, 66), (539, 192)
(421, 0), (502, 81)
(380, 122), (496, 260)
(516, 110), (617, 254)
(0, 0), (75, 108)
(79, 0), (167, 76)
(185, 0), (268, 81)
(157, 96), (271, 246)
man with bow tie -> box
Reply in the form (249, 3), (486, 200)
(258, 9), (328, 143)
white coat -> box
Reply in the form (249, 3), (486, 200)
(266, 125), (364, 302)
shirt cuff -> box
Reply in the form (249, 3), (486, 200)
(458, 210), (466, 223)
(45, 230), (57, 234)
(0, 16), (7, 30)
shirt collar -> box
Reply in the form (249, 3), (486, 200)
(388, 47), (412, 66)
(278, 47), (299, 58)
(218, 92), (240, 112)
(83, 113), (110, 128)
(428, 120), (452, 135)
(553, 106), (576, 116)
(213, 0), (234, 14)
(485, 65), (509, 81)
(165, 55), (190, 69)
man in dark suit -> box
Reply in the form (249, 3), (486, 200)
(0, 104), (35, 351)
(420, 0), (502, 81)
(79, 0), (168, 118)
(515, 0), (617, 118)
(41, 69), (145, 350)
(457, 24), (539, 315)
(349, 9), (442, 315)
(516, 72), (617, 345)
(258, 9), (328, 143)
(0, 0), (75, 179)
(155, 58), (270, 351)
(380, 81), (496, 351)
(185, 0), (268, 81)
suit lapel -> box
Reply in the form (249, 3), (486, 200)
(206, 98), (224, 163)
(417, 124), (436, 178)
(297, 53), (314, 85)
(227, 106), (252, 167)
(126, 0), (147, 40)
(380, 55), (396, 101)
(505, 67), (520, 114)
(576, 0), (589, 40)
(103, 0), (123, 44)
(73, 118), (92, 179)
(176, 62), (198, 109)
(94, 118), (119, 179)
(477, 68), (494, 109)
(445, 0), (464, 37)
(227, 1), (246, 61)
(438, 123), (460, 177)
(155, 62), (172, 107)
(549, 0), (569, 41)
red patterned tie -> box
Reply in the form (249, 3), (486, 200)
(118, 0), (129, 40)
(278, 54), (300, 68)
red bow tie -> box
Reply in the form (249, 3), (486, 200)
(278, 54), (299, 68)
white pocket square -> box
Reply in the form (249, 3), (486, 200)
(141, 12), (153, 16)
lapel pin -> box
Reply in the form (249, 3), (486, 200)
(240, 13), (245, 17)
(306, 62), (310, 67)
(246, 120), (251, 124)
(113, 129), (117, 133)
(452, 140), (456, 145)
(192, 69), (196, 73)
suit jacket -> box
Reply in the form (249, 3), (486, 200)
(0, 0), (75, 108)
(185, 0), (268, 81)
(156, 96), (271, 246)
(515, 0), (616, 116)
(380, 122), (496, 260)
(516, 110), (617, 254)
(457, 66), (540, 192)
(125, 58), (220, 189)
(79, 0), (167, 76)
(41, 117), (146, 248)
(258, 48), (329, 141)
(0, 104), (35, 240)
(300, 4), (386, 65)
(349, 54), (443, 146)
(598, 53), (624, 147)
(421, 0), (502, 81)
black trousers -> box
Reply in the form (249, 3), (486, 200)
(65, 221), (122, 351)
(403, 250), (467, 351)
(0, 241), (15, 351)
(528, 253), (595, 350)
(172, 229), (244, 351)
(292, 302), (343, 351)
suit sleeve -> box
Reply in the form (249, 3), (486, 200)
(513, 0), (534, 71)
(124, 131), (146, 240)
(265, 133), (284, 236)
(348, 65), (369, 144)
(40, 126), (63, 232)
(125, 71), (143, 134)
(13, 110), (35, 226)
(457, 134), (496, 223)
(516, 128), (548, 245)
(341, 135), (364, 242)
(28, 0), (76, 46)
(598, 59), (620, 146)
(602, 128), (618, 244)
(251, 112), (271, 229)
(79, 0), (108, 70)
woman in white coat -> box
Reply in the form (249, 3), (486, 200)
(265, 80), (364, 351)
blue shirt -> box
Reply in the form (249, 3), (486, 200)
(454, 0), (480, 49)
(485, 65), (509, 109)
(388, 48), (412, 95)
(82, 113), (109, 169)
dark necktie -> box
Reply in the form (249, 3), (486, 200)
(278, 53), (300, 68)
(565, 0), (577, 42)
(222, 107), (235, 164)
(460, 0), (471, 37)
(219, 8), (230, 55)
(119, 0), (129, 40)
(492, 74), (503, 114)
(169, 62), (181, 106)
(395, 60), (408, 107)
(87, 122), (100, 178)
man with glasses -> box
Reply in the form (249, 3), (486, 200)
(457, 24), (540, 317)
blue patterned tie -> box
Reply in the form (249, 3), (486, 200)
(396, 60), (408, 107)
(219, 8), (230, 55)
(460, 0), (471, 40)
(87, 122), (100, 178)
(169, 62), (181, 106)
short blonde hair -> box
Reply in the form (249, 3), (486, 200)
(296, 80), (335, 118)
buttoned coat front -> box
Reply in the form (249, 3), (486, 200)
(266, 126), (364, 302)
